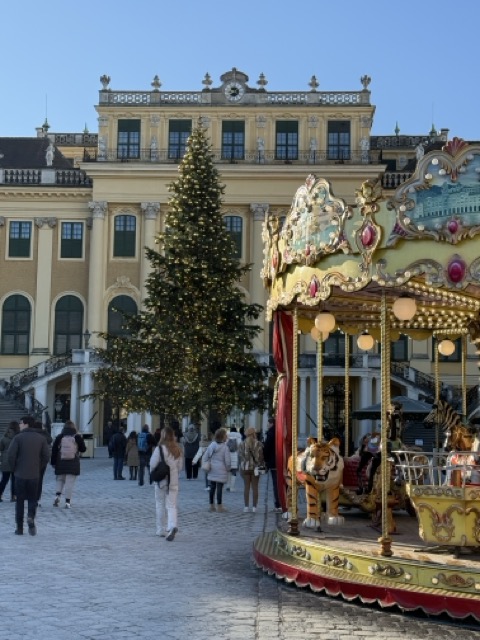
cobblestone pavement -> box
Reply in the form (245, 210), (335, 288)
(1, 452), (479, 640)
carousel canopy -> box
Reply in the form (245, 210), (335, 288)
(352, 395), (433, 421)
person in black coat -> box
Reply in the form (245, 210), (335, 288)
(263, 417), (281, 512)
(51, 420), (86, 508)
(109, 426), (127, 480)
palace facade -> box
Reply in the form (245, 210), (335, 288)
(0, 69), (474, 447)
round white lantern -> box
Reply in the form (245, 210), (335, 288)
(314, 312), (336, 333)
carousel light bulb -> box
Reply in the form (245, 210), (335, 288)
(357, 332), (375, 351)
(392, 295), (417, 321)
(314, 311), (336, 333)
(438, 339), (455, 356)
(310, 327), (320, 342)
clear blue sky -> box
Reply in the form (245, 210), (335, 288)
(3, 0), (479, 140)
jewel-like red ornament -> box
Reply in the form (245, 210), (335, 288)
(447, 257), (466, 283)
(447, 220), (458, 234)
(361, 224), (376, 248)
(309, 278), (318, 297)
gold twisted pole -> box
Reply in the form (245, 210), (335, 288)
(379, 291), (392, 557)
(344, 334), (350, 457)
(288, 307), (300, 536)
(434, 337), (440, 451)
(462, 334), (467, 421)
(317, 335), (324, 442)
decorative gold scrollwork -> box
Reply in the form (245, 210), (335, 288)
(368, 563), (404, 578)
(434, 572), (475, 589)
(323, 554), (352, 569)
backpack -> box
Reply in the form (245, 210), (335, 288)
(227, 437), (238, 453)
(137, 432), (148, 453)
(60, 435), (78, 460)
(150, 446), (170, 484)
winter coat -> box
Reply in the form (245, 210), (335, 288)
(8, 427), (50, 480)
(50, 426), (86, 476)
(150, 444), (183, 490)
(226, 431), (243, 470)
(204, 441), (231, 483)
(263, 426), (276, 470)
(238, 436), (264, 472)
(0, 427), (18, 472)
(109, 431), (127, 458)
(126, 439), (139, 467)
(182, 430), (200, 459)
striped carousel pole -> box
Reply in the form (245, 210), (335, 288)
(344, 334), (350, 457)
(287, 306), (300, 536)
(379, 291), (393, 557)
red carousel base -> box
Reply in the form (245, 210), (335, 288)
(253, 511), (480, 622)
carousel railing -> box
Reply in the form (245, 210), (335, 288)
(394, 449), (480, 487)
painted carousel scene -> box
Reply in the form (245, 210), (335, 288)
(254, 138), (480, 622)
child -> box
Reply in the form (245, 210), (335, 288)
(125, 431), (139, 481)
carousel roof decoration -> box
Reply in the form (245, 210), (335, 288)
(262, 138), (480, 342)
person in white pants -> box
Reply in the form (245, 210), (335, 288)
(226, 427), (243, 492)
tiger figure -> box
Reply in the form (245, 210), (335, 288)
(286, 437), (344, 529)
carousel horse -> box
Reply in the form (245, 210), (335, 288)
(424, 398), (479, 485)
(286, 437), (344, 529)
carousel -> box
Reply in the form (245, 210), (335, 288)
(254, 138), (480, 621)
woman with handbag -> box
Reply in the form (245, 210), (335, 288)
(150, 426), (183, 541)
(238, 427), (264, 513)
(203, 428), (231, 512)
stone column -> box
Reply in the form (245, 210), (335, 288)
(32, 217), (57, 356)
(250, 204), (269, 355)
(140, 202), (160, 304)
(310, 374), (318, 438)
(87, 202), (107, 347)
(79, 370), (93, 433)
(70, 372), (79, 426)
(359, 374), (373, 438)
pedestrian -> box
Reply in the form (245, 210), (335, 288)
(263, 417), (282, 512)
(171, 420), (183, 443)
(109, 425), (127, 480)
(182, 424), (200, 480)
(203, 427), (231, 512)
(125, 431), (139, 480)
(0, 420), (20, 502)
(51, 420), (86, 508)
(238, 426), (265, 513)
(137, 424), (156, 486)
(226, 426), (242, 492)
(33, 420), (53, 507)
(192, 434), (211, 490)
(150, 426), (183, 541)
(8, 415), (50, 535)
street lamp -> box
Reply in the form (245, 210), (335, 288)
(83, 328), (91, 349)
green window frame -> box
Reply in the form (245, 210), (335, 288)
(61, 222), (83, 258)
(328, 121), (351, 160)
(168, 120), (192, 159)
(224, 215), (243, 259)
(108, 295), (138, 337)
(9, 221), (32, 258)
(54, 295), (83, 355)
(114, 215), (136, 258)
(221, 121), (245, 160)
(275, 121), (298, 161)
(117, 119), (140, 159)
(1, 295), (31, 355)
(391, 335), (409, 362)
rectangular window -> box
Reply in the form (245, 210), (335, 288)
(117, 119), (140, 159)
(221, 121), (245, 160)
(168, 120), (192, 159)
(61, 222), (83, 258)
(9, 221), (32, 258)
(224, 216), (243, 259)
(391, 335), (409, 362)
(328, 121), (351, 160)
(114, 215), (136, 257)
(275, 121), (298, 161)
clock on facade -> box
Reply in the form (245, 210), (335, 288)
(224, 81), (245, 102)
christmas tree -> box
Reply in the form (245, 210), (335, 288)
(93, 122), (268, 423)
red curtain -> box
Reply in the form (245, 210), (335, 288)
(273, 311), (293, 511)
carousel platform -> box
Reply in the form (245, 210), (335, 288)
(253, 507), (480, 622)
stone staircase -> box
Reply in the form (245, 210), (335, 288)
(0, 397), (24, 440)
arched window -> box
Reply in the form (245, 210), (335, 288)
(224, 215), (243, 259)
(114, 215), (136, 257)
(1, 295), (31, 354)
(54, 296), (84, 355)
(108, 296), (138, 337)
